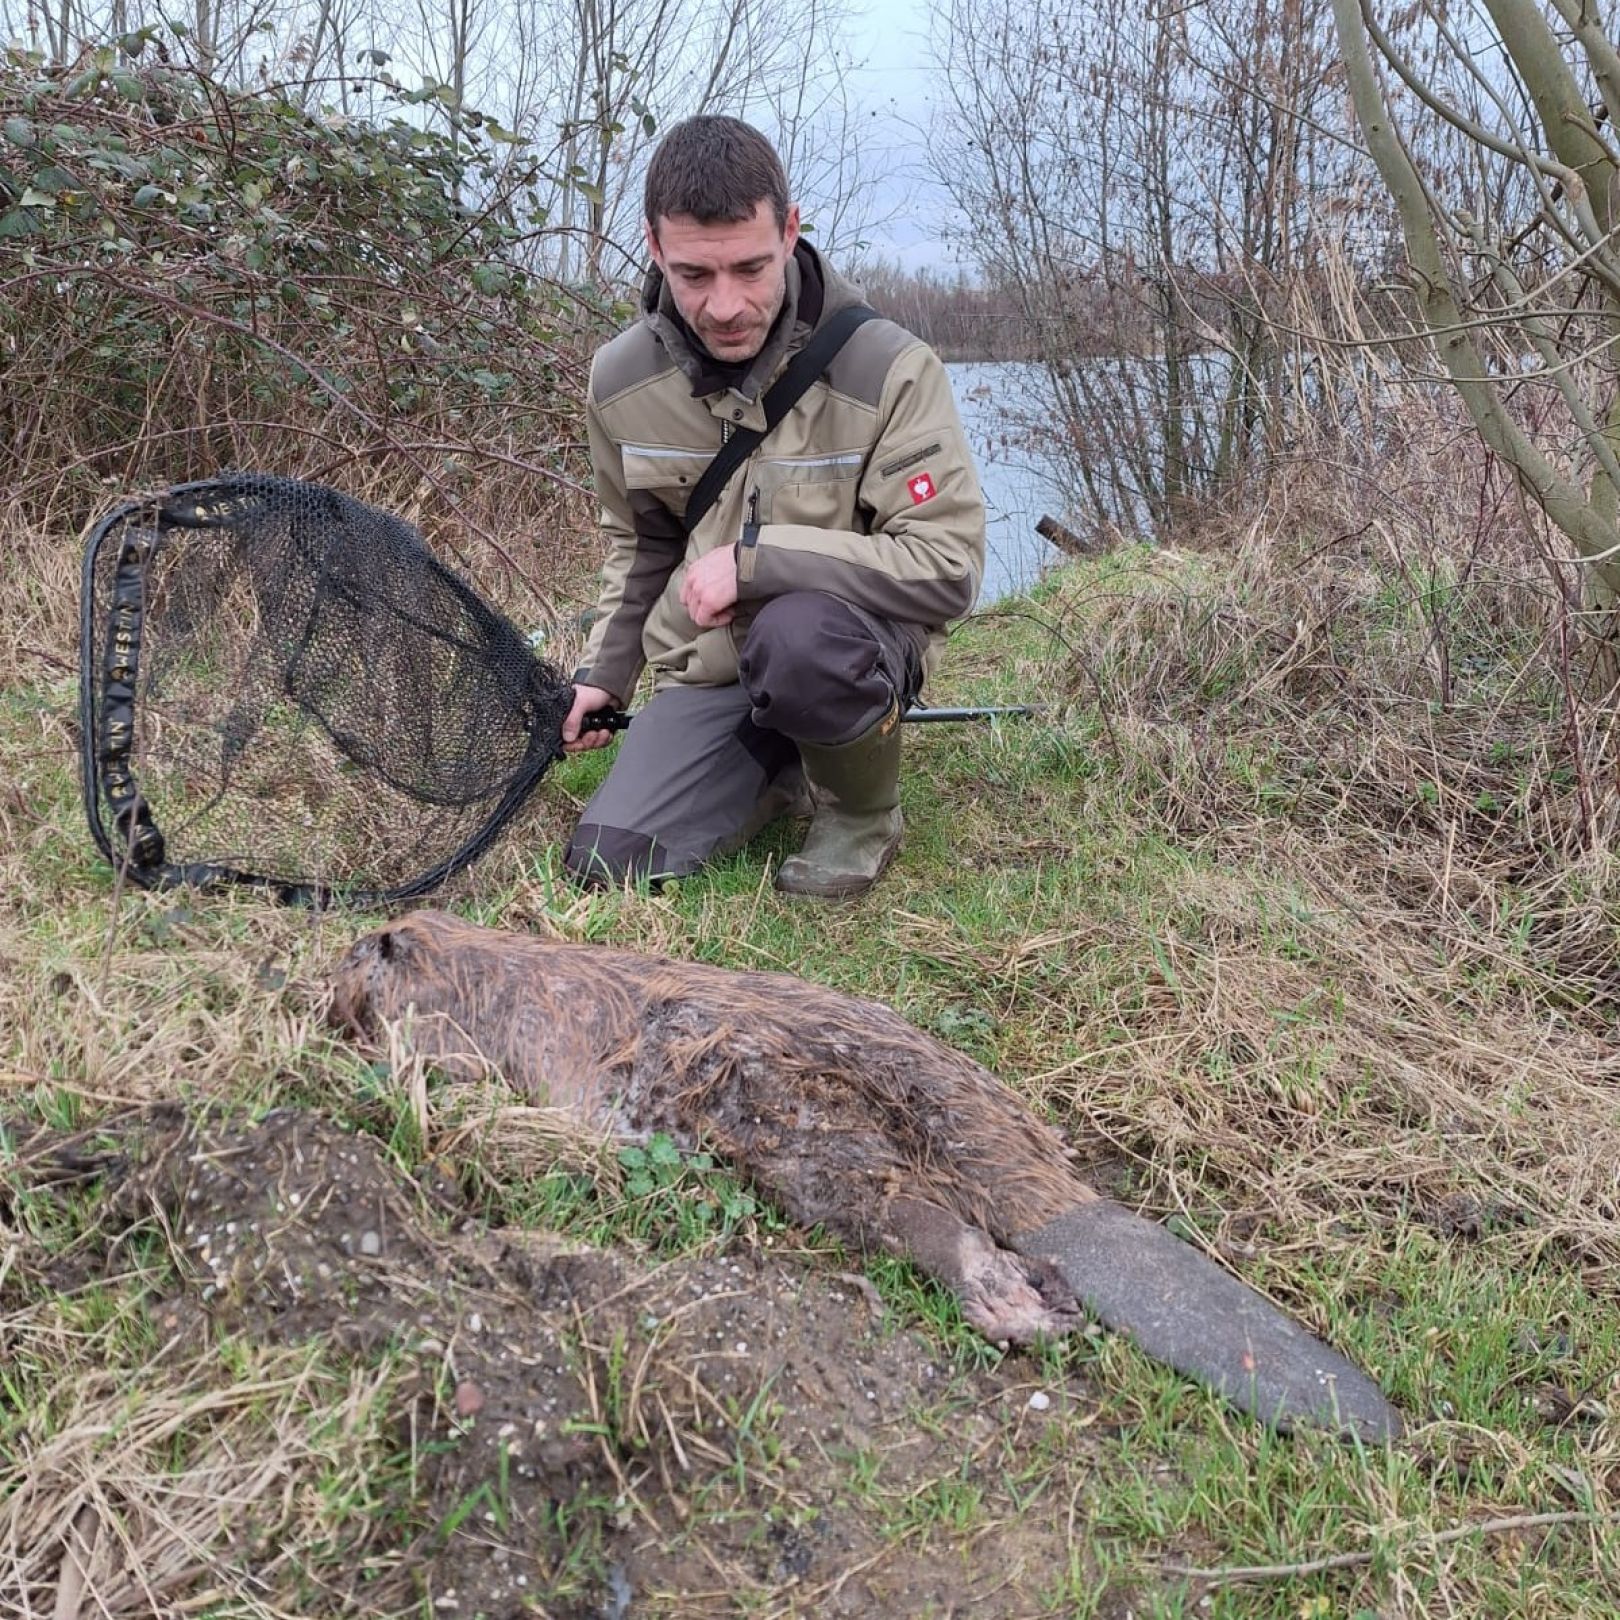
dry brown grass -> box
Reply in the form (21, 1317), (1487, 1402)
(0, 1323), (408, 1617)
(1009, 866), (1620, 1271)
(958, 408), (1620, 1304)
(4, 378), (1620, 1611)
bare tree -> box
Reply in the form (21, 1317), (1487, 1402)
(1330, 0), (1620, 606)
(499, 0), (875, 283)
(929, 0), (1357, 540)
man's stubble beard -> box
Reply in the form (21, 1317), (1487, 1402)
(697, 273), (788, 363)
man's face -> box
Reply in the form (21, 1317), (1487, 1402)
(647, 199), (801, 363)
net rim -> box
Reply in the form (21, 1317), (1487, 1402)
(79, 475), (566, 906)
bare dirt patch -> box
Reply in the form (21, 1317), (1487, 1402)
(5, 1105), (1110, 1618)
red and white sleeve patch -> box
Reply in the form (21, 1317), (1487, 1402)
(906, 471), (937, 505)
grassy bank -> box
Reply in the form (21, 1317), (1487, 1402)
(3, 541), (1618, 1617)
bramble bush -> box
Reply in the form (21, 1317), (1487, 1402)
(2, 39), (608, 608)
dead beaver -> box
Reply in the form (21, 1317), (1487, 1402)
(330, 910), (1403, 1440)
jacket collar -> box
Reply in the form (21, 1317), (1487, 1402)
(641, 240), (861, 403)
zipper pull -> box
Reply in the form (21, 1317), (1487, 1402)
(747, 489), (759, 526)
(741, 487), (761, 551)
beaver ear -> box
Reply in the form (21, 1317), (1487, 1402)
(374, 928), (397, 963)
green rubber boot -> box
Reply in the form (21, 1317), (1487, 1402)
(776, 702), (903, 899)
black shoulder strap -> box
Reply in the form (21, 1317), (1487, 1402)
(682, 304), (880, 535)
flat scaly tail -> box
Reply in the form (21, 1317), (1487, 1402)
(1012, 1202), (1405, 1442)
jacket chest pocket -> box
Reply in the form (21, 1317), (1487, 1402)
(621, 445), (716, 524)
(755, 451), (867, 531)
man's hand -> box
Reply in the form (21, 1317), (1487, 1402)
(562, 684), (619, 753)
(680, 545), (739, 628)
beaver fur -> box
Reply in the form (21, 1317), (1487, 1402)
(330, 909), (1096, 1343)
(328, 910), (1409, 1441)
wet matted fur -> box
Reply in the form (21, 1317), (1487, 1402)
(329, 909), (1404, 1439)
(331, 909), (1089, 1342)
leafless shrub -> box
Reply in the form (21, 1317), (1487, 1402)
(1, 51), (602, 646)
(1332, 0), (1620, 610)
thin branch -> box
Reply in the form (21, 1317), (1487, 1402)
(1164, 1508), (1620, 1586)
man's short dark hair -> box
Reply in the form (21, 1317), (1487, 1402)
(644, 116), (790, 235)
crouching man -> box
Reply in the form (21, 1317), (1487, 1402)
(562, 116), (986, 898)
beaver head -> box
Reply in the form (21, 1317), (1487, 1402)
(328, 910), (527, 1085)
(329, 909), (457, 1042)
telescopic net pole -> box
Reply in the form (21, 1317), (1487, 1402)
(578, 703), (1044, 734)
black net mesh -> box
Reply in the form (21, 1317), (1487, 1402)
(80, 473), (575, 902)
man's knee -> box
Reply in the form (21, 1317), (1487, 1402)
(742, 592), (838, 680)
(740, 591), (902, 744)
(563, 823), (688, 888)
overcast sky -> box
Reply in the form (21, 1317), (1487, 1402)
(831, 0), (965, 270)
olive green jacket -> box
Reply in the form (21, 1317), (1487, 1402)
(573, 244), (986, 702)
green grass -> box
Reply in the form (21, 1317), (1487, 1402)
(468, 1131), (784, 1256)
(4, 550), (1619, 1614)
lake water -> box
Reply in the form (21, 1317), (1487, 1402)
(946, 360), (1068, 605)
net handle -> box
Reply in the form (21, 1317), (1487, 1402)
(80, 498), (168, 885)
